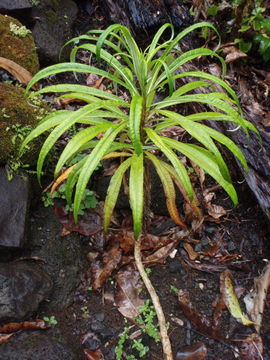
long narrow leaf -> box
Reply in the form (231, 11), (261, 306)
(103, 157), (132, 232)
(74, 123), (125, 222)
(129, 153), (144, 239)
(162, 137), (238, 205)
(145, 128), (194, 200)
(146, 152), (186, 228)
(129, 95), (143, 155)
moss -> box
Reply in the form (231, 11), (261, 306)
(46, 9), (58, 26)
(0, 83), (49, 166)
(0, 14), (39, 74)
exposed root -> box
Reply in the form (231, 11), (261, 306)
(134, 234), (174, 360)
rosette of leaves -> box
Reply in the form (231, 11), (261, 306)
(20, 22), (257, 239)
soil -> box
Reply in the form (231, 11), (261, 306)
(32, 185), (270, 360)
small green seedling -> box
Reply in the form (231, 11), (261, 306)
(43, 315), (58, 325)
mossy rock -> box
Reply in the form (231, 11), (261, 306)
(0, 14), (39, 74)
(0, 83), (49, 166)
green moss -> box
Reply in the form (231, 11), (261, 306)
(46, 9), (58, 25)
(0, 83), (49, 166)
(0, 14), (39, 74)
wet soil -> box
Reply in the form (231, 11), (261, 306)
(30, 186), (270, 360)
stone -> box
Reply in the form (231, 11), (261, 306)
(0, 330), (77, 360)
(0, 13), (39, 73)
(0, 261), (53, 322)
(31, 0), (78, 63)
(0, 83), (49, 165)
(0, 168), (30, 248)
(0, 0), (32, 11)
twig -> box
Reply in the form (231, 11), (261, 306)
(134, 234), (174, 360)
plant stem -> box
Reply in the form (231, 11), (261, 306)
(134, 235), (174, 360)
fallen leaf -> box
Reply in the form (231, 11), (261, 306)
(244, 263), (270, 332)
(0, 333), (14, 344)
(178, 290), (223, 340)
(84, 348), (104, 360)
(222, 46), (248, 63)
(236, 334), (263, 360)
(184, 258), (226, 273)
(183, 243), (199, 260)
(220, 270), (255, 326)
(0, 56), (32, 86)
(0, 320), (46, 333)
(176, 341), (207, 360)
(114, 267), (144, 319)
(91, 243), (122, 290)
(143, 240), (179, 265)
(55, 207), (103, 236)
(203, 191), (227, 219)
(50, 164), (77, 195)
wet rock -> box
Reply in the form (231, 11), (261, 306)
(31, 0), (78, 63)
(0, 261), (52, 322)
(30, 205), (87, 310)
(0, 1), (32, 10)
(82, 331), (101, 351)
(0, 329), (77, 360)
(0, 83), (49, 165)
(0, 14), (39, 73)
(0, 168), (30, 248)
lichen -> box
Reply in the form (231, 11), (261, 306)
(0, 83), (49, 166)
(9, 22), (31, 38)
(0, 14), (39, 74)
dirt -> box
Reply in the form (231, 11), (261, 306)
(32, 185), (270, 360)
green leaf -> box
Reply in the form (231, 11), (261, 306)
(129, 153), (144, 239)
(145, 128), (194, 201)
(103, 157), (132, 232)
(162, 137), (238, 205)
(74, 123), (125, 222)
(55, 123), (114, 175)
(146, 152), (186, 227)
(129, 95), (143, 155)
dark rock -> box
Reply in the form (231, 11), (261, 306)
(0, 261), (52, 322)
(0, 0), (32, 10)
(31, 0), (78, 63)
(30, 205), (86, 310)
(227, 240), (236, 252)
(194, 243), (202, 252)
(0, 330), (77, 360)
(169, 259), (182, 273)
(82, 331), (101, 351)
(0, 168), (30, 248)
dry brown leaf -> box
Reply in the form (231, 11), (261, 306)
(222, 46), (248, 63)
(244, 263), (270, 332)
(236, 334), (263, 360)
(262, 112), (270, 127)
(143, 240), (179, 265)
(176, 341), (208, 360)
(84, 348), (104, 360)
(114, 267), (144, 319)
(0, 333), (14, 344)
(178, 290), (223, 340)
(0, 56), (32, 86)
(203, 191), (227, 219)
(183, 243), (199, 260)
(0, 320), (46, 333)
(91, 243), (122, 290)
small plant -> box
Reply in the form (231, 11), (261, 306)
(9, 22), (31, 38)
(43, 315), (58, 325)
(136, 299), (160, 343)
(21, 22), (257, 239)
(42, 183), (98, 214)
(115, 300), (159, 359)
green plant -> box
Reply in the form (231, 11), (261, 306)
(21, 22), (257, 239)
(115, 300), (159, 359)
(43, 315), (58, 325)
(42, 183), (98, 214)
(136, 299), (160, 342)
